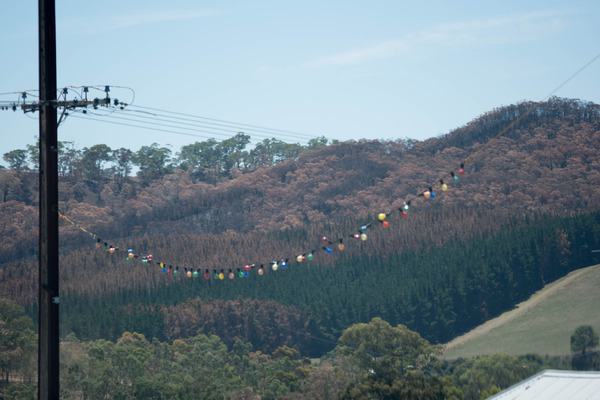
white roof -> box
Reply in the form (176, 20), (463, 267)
(490, 370), (600, 400)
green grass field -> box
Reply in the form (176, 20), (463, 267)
(443, 264), (600, 359)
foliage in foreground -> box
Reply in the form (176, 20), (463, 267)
(2, 304), (593, 400)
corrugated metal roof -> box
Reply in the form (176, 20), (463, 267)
(490, 370), (600, 400)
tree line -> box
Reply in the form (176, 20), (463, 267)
(1, 134), (332, 183)
(3, 298), (594, 400)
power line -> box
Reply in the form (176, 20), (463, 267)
(1, 86), (327, 145)
(463, 51), (600, 165)
(69, 111), (311, 145)
(68, 112), (232, 143)
(83, 108), (316, 144)
(128, 104), (323, 141)
(118, 107), (318, 143)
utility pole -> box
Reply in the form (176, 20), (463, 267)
(35, 3), (119, 397)
(38, 0), (60, 398)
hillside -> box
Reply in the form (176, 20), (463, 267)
(1, 97), (600, 356)
(444, 264), (600, 358)
(2, 97), (600, 264)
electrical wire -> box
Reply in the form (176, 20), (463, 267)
(0, 90), (39, 97)
(120, 107), (320, 143)
(68, 112), (236, 143)
(2, 84), (323, 145)
(128, 104), (323, 142)
(70, 108), (315, 145)
(105, 109), (314, 144)
(63, 85), (320, 142)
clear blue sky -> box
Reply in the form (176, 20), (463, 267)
(1, 0), (599, 165)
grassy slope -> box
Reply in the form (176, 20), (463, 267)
(443, 264), (600, 359)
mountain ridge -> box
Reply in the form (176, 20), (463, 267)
(1, 96), (600, 356)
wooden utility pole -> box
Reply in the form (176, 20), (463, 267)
(38, 0), (60, 398)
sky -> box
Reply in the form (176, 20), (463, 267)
(1, 0), (599, 166)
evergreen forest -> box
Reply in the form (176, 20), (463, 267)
(2, 97), (600, 398)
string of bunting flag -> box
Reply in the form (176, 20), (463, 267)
(58, 162), (467, 281)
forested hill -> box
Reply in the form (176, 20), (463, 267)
(1, 96), (600, 356)
(3, 97), (599, 260)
